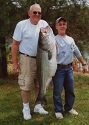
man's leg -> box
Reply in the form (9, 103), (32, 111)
(52, 68), (64, 113)
(21, 90), (31, 120)
(21, 90), (30, 103)
(18, 55), (34, 120)
(64, 67), (78, 115)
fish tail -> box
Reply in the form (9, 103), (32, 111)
(35, 95), (47, 105)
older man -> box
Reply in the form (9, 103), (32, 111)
(12, 4), (48, 120)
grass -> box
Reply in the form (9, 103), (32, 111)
(0, 72), (89, 125)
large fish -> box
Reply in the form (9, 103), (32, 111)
(35, 25), (57, 105)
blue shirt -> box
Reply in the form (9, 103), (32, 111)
(55, 35), (82, 65)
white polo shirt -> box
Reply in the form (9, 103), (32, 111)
(13, 18), (48, 56)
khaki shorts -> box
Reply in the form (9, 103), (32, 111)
(18, 54), (38, 91)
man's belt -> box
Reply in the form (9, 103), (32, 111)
(57, 63), (72, 68)
(19, 52), (36, 58)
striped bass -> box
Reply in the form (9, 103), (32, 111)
(35, 25), (57, 104)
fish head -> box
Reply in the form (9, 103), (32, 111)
(38, 25), (53, 51)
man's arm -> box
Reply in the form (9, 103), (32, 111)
(77, 56), (87, 73)
(77, 56), (86, 65)
(11, 40), (20, 73)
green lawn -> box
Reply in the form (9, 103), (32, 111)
(0, 72), (89, 125)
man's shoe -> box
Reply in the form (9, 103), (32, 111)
(34, 104), (48, 114)
(68, 108), (78, 115)
(22, 108), (32, 120)
(55, 112), (63, 119)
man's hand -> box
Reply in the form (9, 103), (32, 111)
(82, 64), (87, 73)
(12, 62), (19, 74)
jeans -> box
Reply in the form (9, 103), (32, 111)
(52, 66), (75, 113)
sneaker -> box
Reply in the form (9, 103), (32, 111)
(55, 112), (63, 119)
(68, 108), (78, 115)
(22, 108), (32, 120)
(34, 104), (48, 114)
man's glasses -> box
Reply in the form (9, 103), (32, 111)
(33, 11), (42, 15)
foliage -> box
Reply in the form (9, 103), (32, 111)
(0, 0), (89, 39)
(0, 0), (16, 36)
(0, 0), (89, 76)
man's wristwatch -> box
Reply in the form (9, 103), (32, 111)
(82, 63), (86, 66)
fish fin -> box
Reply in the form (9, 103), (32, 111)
(48, 50), (52, 60)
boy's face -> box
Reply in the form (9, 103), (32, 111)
(56, 20), (67, 35)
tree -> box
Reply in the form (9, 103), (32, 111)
(0, 0), (23, 77)
(0, 0), (89, 78)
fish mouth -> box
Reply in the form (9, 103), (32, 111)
(40, 30), (47, 38)
(40, 26), (50, 37)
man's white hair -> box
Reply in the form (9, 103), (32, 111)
(29, 4), (41, 11)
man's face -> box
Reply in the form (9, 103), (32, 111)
(28, 6), (42, 24)
(56, 20), (67, 35)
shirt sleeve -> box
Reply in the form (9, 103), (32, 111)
(12, 22), (22, 42)
(73, 40), (82, 58)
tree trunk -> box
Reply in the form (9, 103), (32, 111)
(0, 37), (8, 78)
